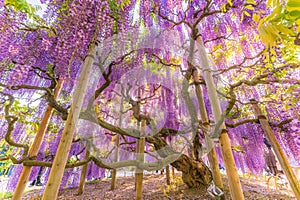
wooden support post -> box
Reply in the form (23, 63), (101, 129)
(166, 165), (170, 185)
(196, 38), (244, 200)
(42, 43), (96, 200)
(250, 99), (300, 199)
(135, 137), (140, 190)
(77, 150), (90, 195)
(192, 69), (224, 194)
(111, 98), (123, 190)
(12, 79), (64, 200)
(172, 166), (175, 178)
(135, 87), (141, 192)
(111, 134), (120, 190)
(136, 120), (145, 200)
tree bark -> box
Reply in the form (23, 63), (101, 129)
(172, 154), (212, 187)
(251, 100), (300, 199)
(195, 38), (244, 200)
(42, 43), (96, 200)
(12, 79), (64, 200)
(147, 136), (213, 187)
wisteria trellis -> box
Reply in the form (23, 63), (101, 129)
(0, 0), (299, 199)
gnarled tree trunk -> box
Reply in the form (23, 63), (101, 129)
(172, 154), (212, 187)
(147, 136), (212, 187)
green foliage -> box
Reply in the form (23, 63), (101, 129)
(286, 0), (300, 12)
(109, 0), (131, 12)
(0, 142), (13, 175)
(231, 145), (244, 152)
(46, 64), (55, 77)
(109, 0), (131, 33)
(0, 191), (13, 199)
(67, 156), (77, 164)
(7, 100), (41, 148)
(258, 0), (300, 47)
(4, 0), (41, 19)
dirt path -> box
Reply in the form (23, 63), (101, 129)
(9, 174), (296, 200)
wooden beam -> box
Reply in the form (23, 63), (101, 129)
(136, 120), (145, 200)
(12, 79), (64, 200)
(111, 98), (123, 190)
(42, 43), (96, 200)
(192, 68), (224, 197)
(77, 150), (90, 195)
(196, 38), (244, 200)
(250, 99), (300, 199)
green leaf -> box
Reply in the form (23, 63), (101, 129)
(4, 0), (41, 20)
(288, 10), (300, 20)
(286, 0), (300, 12)
(275, 24), (295, 36)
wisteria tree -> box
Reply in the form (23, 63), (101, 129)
(0, 0), (299, 200)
